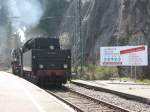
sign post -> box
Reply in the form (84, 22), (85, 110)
(134, 66), (137, 82)
(130, 66), (133, 79)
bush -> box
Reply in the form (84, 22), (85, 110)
(94, 66), (118, 80)
(74, 64), (118, 80)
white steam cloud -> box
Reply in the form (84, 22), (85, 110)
(17, 27), (26, 43)
(6, 0), (44, 44)
(7, 0), (43, 29)
(0, 0), (44, 68)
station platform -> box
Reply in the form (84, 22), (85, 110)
(72, 80), (150, 102)
(0, 71), (75, 112)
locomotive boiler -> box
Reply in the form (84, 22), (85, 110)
(11, 48), (22, 75)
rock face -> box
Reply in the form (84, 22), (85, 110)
(82, 0), (150, 59)
(62, 0), (150, 77)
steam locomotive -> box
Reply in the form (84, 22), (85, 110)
(11, 37), (71, 86)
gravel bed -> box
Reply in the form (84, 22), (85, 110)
(65, 84), (150, 112)
(51, 91), (121, 112)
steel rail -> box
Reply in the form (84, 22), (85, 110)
(71, 81), (150, 104)
(46, 89), (84, 112)
(46, 87), (131, 112)
(68, 88), (131, 112)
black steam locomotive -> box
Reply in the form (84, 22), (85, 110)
(11, 37), (71, 86)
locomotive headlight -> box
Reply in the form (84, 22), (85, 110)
(14, 58), (17, 61)
(49, 45), (54, 50)
(39, 64), (44, 69)
(64, 64), (68, 68)
(33, 56), (36, 59)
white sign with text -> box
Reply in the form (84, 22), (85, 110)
(100, 45), (148, 66)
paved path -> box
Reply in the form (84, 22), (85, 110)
(0, 71), (75, 112)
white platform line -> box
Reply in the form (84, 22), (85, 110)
(20, 83), (46, 112)
(31, 83), (76, 112)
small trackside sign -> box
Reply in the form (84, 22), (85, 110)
(100, 45), (148, 66)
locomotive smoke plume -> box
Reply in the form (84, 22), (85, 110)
(7, 0), (43, 29)
(0, 0), (44, 68)
(7, 0), (44, 42)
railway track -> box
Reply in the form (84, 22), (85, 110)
(71, 81), (150, 104)
(65, 82), (150, 112)
(46, 87), (130, 112)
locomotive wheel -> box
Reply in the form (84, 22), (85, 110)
(57, 82), (62, 87)
(37, 70), (46, 87)
(32, 76), (40, 85)
(39, 77), (45, 87)
(12, 66), (16, 74)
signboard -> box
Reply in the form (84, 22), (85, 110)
(100, 45), (148, 66)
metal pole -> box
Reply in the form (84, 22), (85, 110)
(134, 66), (136, 82)
(134, 33), (141, 82)
(79, 0), (83, 74)
(130, 65), (133, 79)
